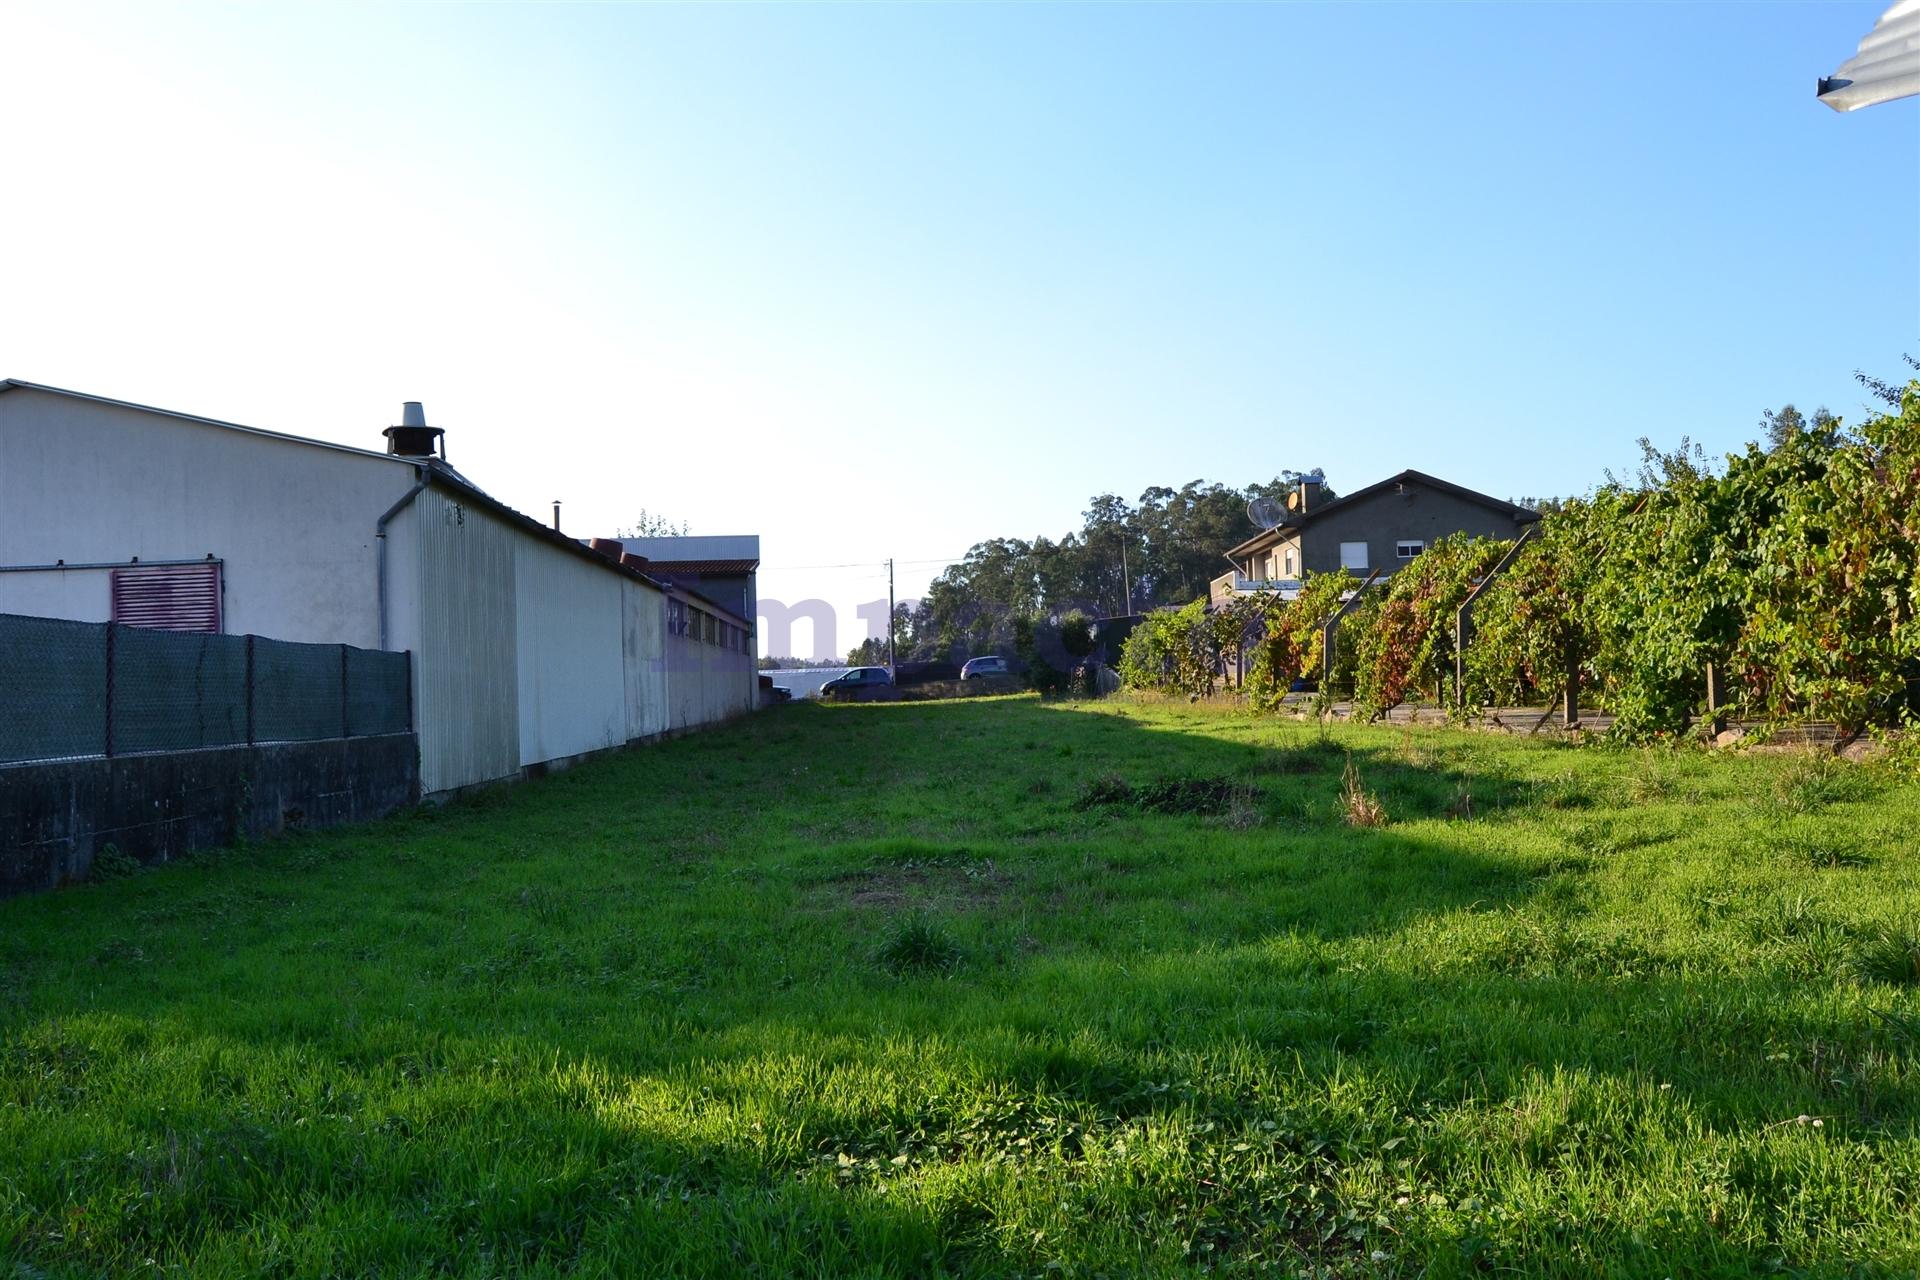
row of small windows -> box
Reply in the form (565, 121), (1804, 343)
(666, 598), (752, 653)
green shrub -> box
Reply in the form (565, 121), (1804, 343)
(1117, 599), (1217, 698)
(875, 913), (965, 975)
(88, 844), (141, 883)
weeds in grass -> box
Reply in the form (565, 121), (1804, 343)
(1802, 841), (1873, 870)
(1444, 778), (1474, 820)
(1340, 755), (1387, 828)
(516, 885), (571, 925)
(1072, 773), (1243, 816)
(1209, 785), (1265, 831)
(1770, 754), (1867, 816)
(875, 912), (965, 975)
(1855, 926), (1920, 987)
(88, 843), (141, 883)
(1530, 772), (1594, 811)
(1624, 751), (1683, 804)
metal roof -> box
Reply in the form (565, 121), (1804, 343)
(1819, 0), (1920, 112)
(637, 558), (760, 575)
(1224, 470), (1540, 561)
(0, 378), (410, 465)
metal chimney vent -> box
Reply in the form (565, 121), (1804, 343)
(384, 401), (444, 458)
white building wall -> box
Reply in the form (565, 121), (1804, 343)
(665, 624), (756, 731)
(0, 387), (415, 647)
(403, 487), (520, 794)
(513, 538), (627, 767)
(622, 579), (669, 741)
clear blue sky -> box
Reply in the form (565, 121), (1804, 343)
(2, 2), (1913, 656)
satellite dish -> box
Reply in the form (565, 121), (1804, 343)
(1247, 495), (1286, 529)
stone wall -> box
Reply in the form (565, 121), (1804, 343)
(0, 733), (419, 897)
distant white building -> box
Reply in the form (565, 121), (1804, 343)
(0, 380), (758, 794)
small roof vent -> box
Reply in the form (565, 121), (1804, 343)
(384, 401), (444, 458)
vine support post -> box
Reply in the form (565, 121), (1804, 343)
(1321, 567), (1384, 689)
(1705, 661), (1725, 738)
(1454, 525), (1536, 711)
(1562, 644), (1580, 729)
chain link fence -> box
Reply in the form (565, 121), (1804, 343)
(0, 612), (410, 766)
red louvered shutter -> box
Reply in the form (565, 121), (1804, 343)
(110, 564), (223, 633)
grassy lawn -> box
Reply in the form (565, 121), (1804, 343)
(3, 696), (1918, 1278)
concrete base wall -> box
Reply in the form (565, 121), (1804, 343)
(0, 733), (419, 898)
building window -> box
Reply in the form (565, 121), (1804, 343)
(110, 563), (222, 633)
(1284, 550), (1295, 577)
(1339, 541), (1369, 572)
(1397, 541), (1424, 560)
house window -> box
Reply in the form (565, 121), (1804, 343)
(1339, 542), (1369, 571)
(110, 563), (222, 633)
(1284, 550), (1295, 577)
(1397, 541), (1425, 560)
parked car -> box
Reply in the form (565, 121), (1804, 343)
(960, 656), (1012, 680)
(820, 666), (893, 695)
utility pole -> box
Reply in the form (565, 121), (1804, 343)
(886, 557), (896, 678)
(1120, 541), (1132, 617)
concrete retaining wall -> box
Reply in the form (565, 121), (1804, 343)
(0, 733), (419, 898)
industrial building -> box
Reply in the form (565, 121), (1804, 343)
(0, 380), (758, 795)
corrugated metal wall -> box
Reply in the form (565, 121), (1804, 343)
(514, 539), (626, 766)
(406, 493), (752, 793)
(622, 579), (669, 740)
(665, 628), (756, 731)
(413, 488), (519, 793)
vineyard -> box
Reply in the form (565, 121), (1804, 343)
(1121, 381), (1920, 744)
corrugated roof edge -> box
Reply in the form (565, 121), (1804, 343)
(0, 378), (411, 465)
(1223, 470), (1541, 561)
(0, 379), (754, 629)
(425, 464), (754, 628)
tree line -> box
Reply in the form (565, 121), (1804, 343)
(847, 472), (1332, 665)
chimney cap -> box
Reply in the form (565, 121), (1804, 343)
(385, 401), (443, 458)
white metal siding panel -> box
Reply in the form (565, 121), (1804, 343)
(664, 622), (755, 731)
(414, 488), (519, 793)
(514, 539), (626, 767)
(622, 578), (669, 741)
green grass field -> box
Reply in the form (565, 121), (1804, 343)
(3, 696), (1918, 1278)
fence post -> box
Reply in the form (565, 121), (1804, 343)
(245, 634), (256, 746)
(103, 621), (116, 758)
(1562, 644), (1579, 729)
(1454, 614), (1468, 710)
(340, 645), (351, 738)
(1706, 661), (1725, 738)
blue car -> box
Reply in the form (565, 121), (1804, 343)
(820, 666), (893, 695)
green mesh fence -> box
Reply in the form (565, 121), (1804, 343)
(0, 614), (108, 764)
(0, 612), (409, 765)
(110, 627), (248, 753)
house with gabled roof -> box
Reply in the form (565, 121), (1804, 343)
(1211, 469), (1538, 604)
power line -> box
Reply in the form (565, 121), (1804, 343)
(761, 555), (968, 571)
